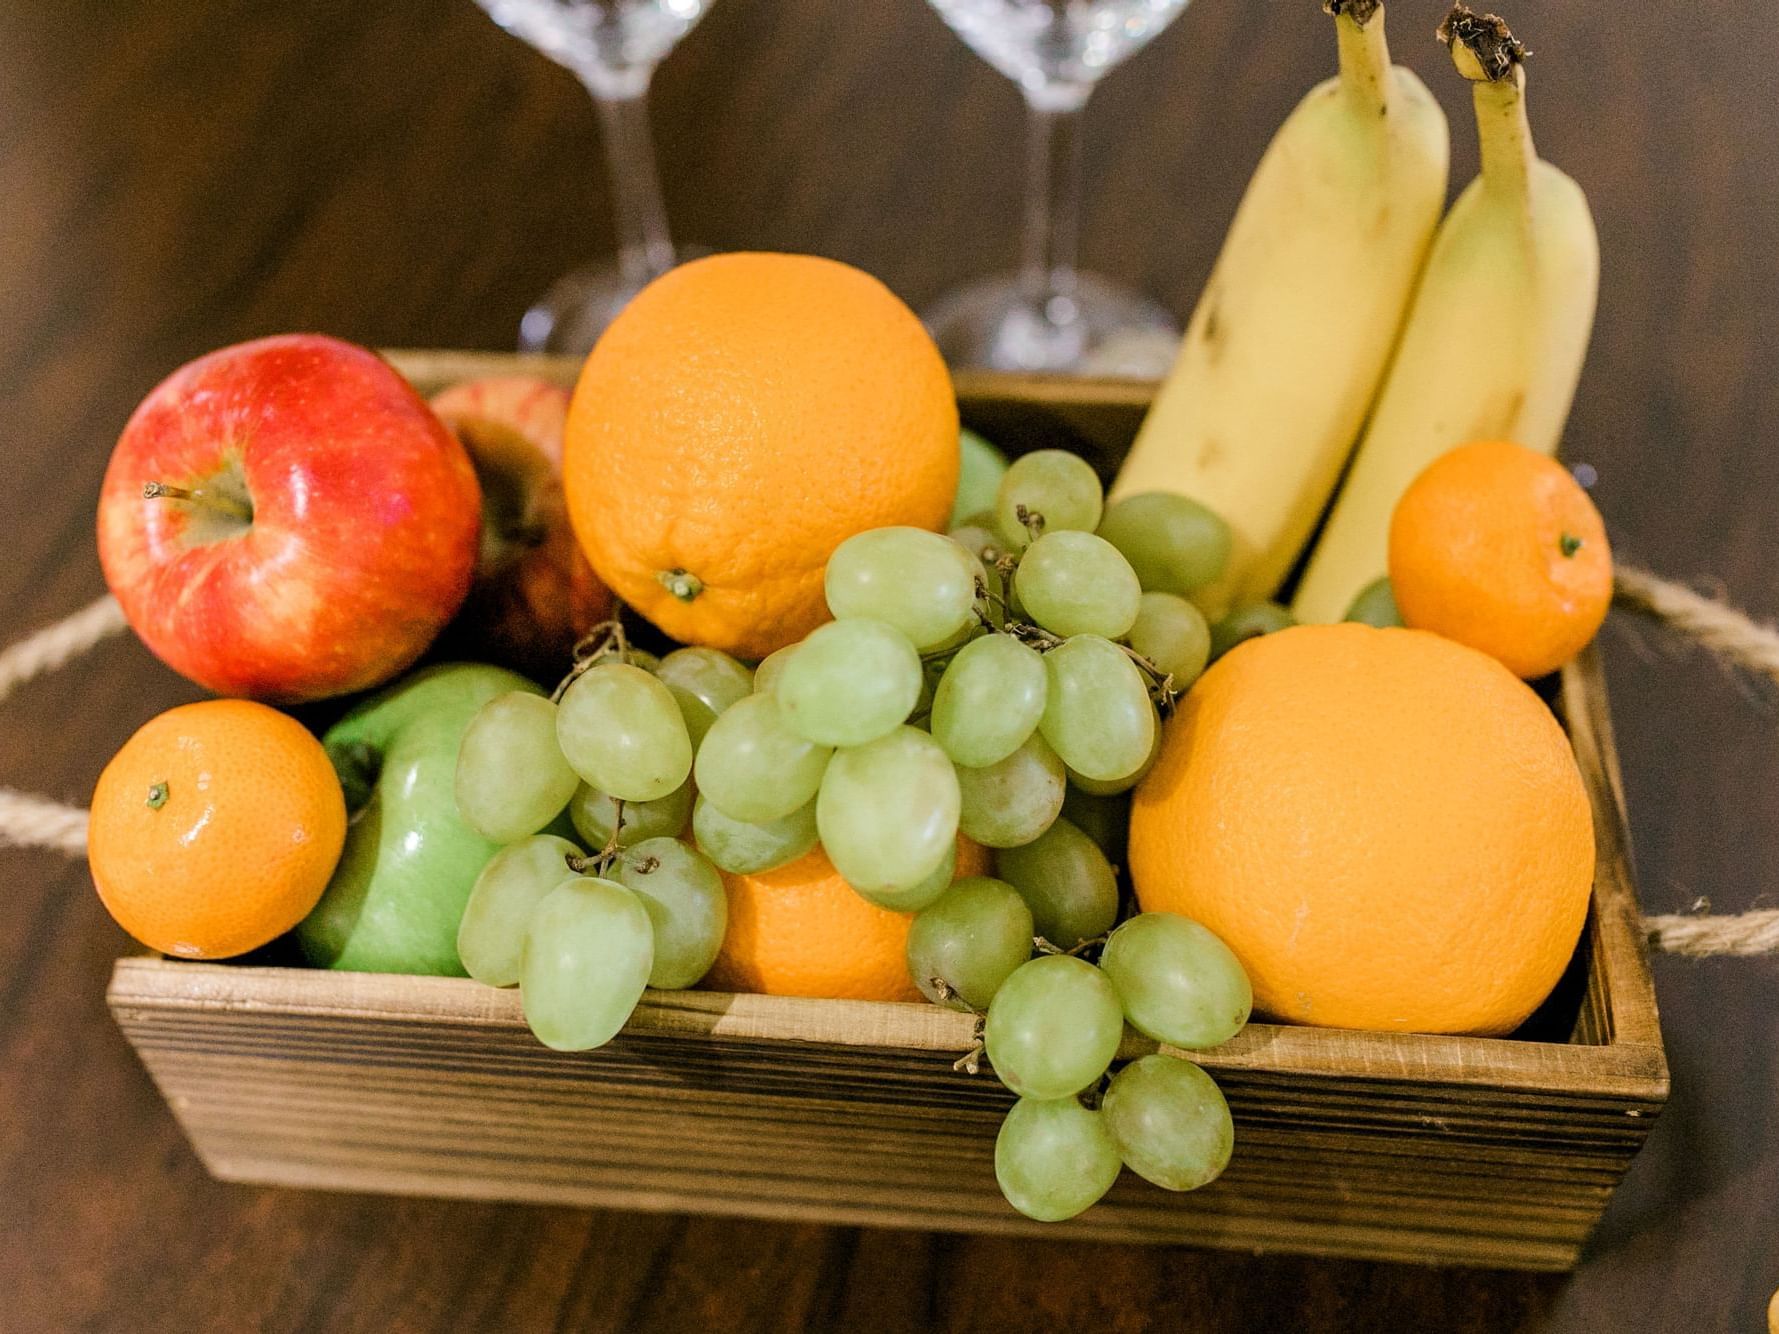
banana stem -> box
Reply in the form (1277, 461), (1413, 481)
(1441, 5), (1535, 205)
(1471, 74), (1535, 206)
(1333, 4), (1391, 117)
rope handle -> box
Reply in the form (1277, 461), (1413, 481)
(3, 576), (1774, 957)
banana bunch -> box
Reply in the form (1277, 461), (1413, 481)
(1291, 6), (1599, 623)
(1109, 0), (1448, 615)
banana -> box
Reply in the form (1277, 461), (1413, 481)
(1290, 5), (1599, 624)
(1109, 0), (1448, 616)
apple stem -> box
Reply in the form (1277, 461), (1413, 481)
(142, 480), (252, 523)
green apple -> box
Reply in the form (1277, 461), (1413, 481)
(949, 428), (1010, 529)
(297, 662), (539, 975)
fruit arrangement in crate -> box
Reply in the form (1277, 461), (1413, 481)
(35, 0), (1779, 1269)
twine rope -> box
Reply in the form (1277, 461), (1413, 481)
(0, 577), (1773, 956)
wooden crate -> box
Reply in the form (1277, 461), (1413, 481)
(107, 354), (1668, 1272)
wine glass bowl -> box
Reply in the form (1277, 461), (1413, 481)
(476, 0), (709, 97)
(928, 0), (1189, 105)
(924, 0), (1190, 374)
(474, 0), (712, 354)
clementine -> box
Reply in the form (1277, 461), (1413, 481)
(1388, 440), (1612, 678)
(562, 252), (959, 659)
(88, 699), (346, 959)
(1129, 624), (1594, 1036)
(706, 837), (990, 1002)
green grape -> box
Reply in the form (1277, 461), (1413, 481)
(815, 726), (960, 896)
(1061, 785), (1128, 865)
(1345, 576), (1404, 628)
(947, 521), (1010, 568)
(1064, 721), (1160, 795)
(951, 428), (1011, 527)
(519, 876), (654, 1051)
(1100, 1054), (1233, 1192)
(568, 778), (693, 850)
(692, 793), (818, 875)
(983, 954), (1124, 1099)
(906, 876), (1034, 1010)
(775, 618), (922, 747)
(825, 527), (980, 651)
(615, 837), (727, 989)
(1096, 491), (1232, 597)
(653, 647), (753, 748)
(853, 836), (957, 912)
(994, 449), (1104, 549)
(693, 691), (831, 823)
(994, 817), (1119, 948)
(751, 643), (800, 694)
(995, 1096), (1122, 1222)
(1099, 913), (1253, 1049)
(457, 834), (583, 987)
(556, 662), (693, 802)
(957, 731), (1065, 849)
(1209, 602), (1296, 661)
(1127, 592), (1211, 691)
(1039, 635), (1156, 783)
(930, 633), (1047, 768)
(1014, 531), (1142, 640)
(454, 692), (580, 843)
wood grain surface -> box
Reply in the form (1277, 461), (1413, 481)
(1, 0), (1774, 1330)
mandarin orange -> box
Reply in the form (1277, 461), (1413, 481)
(706, 837), (990, 1002)
(562, 252), (959, 659)
(1129, 624), (1594, 1036)
(1388, 440), (1612, 678)
(88, 699), (346, 958)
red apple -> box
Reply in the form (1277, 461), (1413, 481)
(430, 375), (613, 682)
(97, 334), (482, 703)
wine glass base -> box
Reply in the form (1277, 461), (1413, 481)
(517, 248), (709, 356)
(923, 271), (1180, 377)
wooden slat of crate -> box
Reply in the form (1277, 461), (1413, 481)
(110, 957), (1659, 1270)
(105, 360), (1669, 1271)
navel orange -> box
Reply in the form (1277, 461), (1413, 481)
(1129, 624), (1594, 1036)
(88, 699), (347, 959)
(562, 252), (960, 659)
(1388, 440), (1612, 679)
(706, 837), (990, 1002)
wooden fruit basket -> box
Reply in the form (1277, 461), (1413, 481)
(106, 354), (1667, 1272)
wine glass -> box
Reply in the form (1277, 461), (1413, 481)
(475, 0), (712, 355)
(924, 0), (1189, 375)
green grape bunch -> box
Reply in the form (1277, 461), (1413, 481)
(445, 433), (1279, 1226)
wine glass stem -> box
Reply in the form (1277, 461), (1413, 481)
(1019, 87), (1090, 320)
(582, 75), (678, 289)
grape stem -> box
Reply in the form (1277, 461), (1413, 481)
(929, 977), (986, 1017)
(1117, 643), (1182, 716)
(1033, 932), (1109, 959)
(1076, 1075), (1111, 1112)
(1014, 504), (1046, 543)
(565, 802), (632, 878)
(951, 1014), (988, 1075)
(550, 605), (635, 703)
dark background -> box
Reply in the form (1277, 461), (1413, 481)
(2, 1), (1775, 1330)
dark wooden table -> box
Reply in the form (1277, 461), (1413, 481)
(3, 2), (1774, 1330)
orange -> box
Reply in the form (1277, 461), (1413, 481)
(563, 252), (960, 659)
(1388, 440), (1612, 679)
(1128, 624), (1594, 1036)
(705, 837), (991, 1002)
(88, 699), (347, 959)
